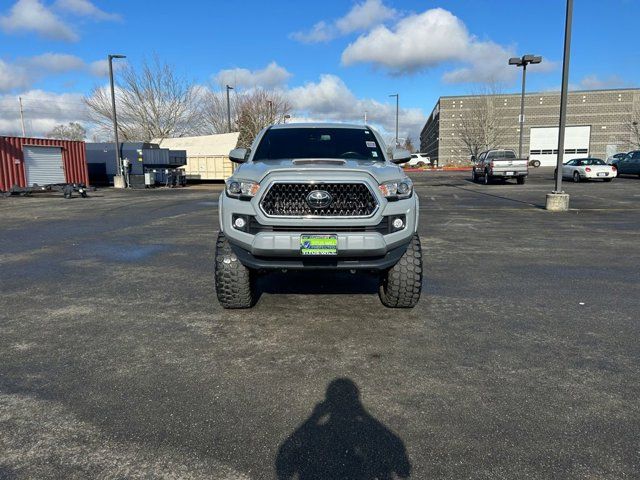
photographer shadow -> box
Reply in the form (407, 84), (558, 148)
(275, 378), (411, 479)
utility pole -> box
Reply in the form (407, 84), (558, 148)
(546, 0), (573, 211)
(18, 96), (26, 136)
(108, 53), (126, 188)
(226, 85), (234, 132)
(389, 93), (399, 146)
(509, 54), (542, 159)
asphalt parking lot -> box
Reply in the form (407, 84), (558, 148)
(1, 168), (639, 479)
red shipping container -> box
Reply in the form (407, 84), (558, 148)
(0, 136), (89, 192)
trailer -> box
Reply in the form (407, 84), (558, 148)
(0, 136), (90, 198)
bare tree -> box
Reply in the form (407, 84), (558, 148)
(455, 84), (511, 160)
(46, 122), (86, 141)
(84, 57), (203, 141)
(401, 137), (416, 153)
(200, 88), (291, 146)
(236, 90), (291, 147)
(624, 107), (640, 149)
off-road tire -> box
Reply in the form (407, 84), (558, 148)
(215, 232), (255, 309)
(379, 234), (422, 308)
(517, 176), (526, 185)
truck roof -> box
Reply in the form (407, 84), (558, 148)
(269, 122), (369, 130)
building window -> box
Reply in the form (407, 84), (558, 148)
(564, 149), (576, 154)
(530, 150), (542, 155)
(576, 148), (588, 154)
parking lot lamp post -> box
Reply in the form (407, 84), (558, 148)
(389, 93), (399, 146)
(108, 54), (126, 187)
(226, 85), (234, 132)
(509, 54), (542, 159)
(546, 0), (573, 211)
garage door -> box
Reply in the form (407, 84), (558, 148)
(23, 146), (66, 186)
(529, 126), (591, 167)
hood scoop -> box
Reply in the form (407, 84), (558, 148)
(292, 158), (347, 166)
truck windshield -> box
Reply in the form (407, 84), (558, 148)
(253, 128), (385, 161)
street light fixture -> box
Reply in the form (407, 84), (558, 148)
(108, 53), (126, 188)
(226, 85), (234, 133)
(389, 93), (399, 146)
(508, 54), (542, 159)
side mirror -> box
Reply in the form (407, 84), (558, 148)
(470, 155), (476, 162)
(229, 148), (249, 164)
(391, 148), (412, 164)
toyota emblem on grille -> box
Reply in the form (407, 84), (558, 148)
(306, 190), (332, 209)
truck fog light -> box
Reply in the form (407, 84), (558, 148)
(233, 217), (247, 230)
(392, 218), (404, 230)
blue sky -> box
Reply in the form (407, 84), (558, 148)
(1, 0), (639, 139)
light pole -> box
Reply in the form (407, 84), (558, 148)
(545, 0), (573, 211)
(509, 54), (542, 159)
(389, 93), (399, 146)
(108, 54), (126, 188)
(226, 84), (234, 132)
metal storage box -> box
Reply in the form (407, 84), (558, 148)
(0, 136), (89, 192)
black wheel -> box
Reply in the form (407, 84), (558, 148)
(517, 176), (526, 185)
(573, 172), (581, 183)
(471, 169), (478, 182)
(533, 160), (541, 168)
(215, 232), (256, 309)
(483, 170), (491, 185)
(379, 234), (422, 308)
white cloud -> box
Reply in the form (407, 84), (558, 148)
(26, 53), (85, 73)
(335, 0), (396, 34)
(0, 0), (78, 41)
(0, 89), (90, 137)
(291, 0), (396, 43)
(342, 7), (538, 83)
(287, 74), (425, 142)
(578, 74), (627, 90)
(54, 0), (120, 21)
(213, 62), (292, 89)
(0, 60), (30, 92)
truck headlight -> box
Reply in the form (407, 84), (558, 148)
(378, 178), (413, 200)
(226, 179), (260, 199)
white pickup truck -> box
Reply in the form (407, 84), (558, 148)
(471, 149), (529, 185)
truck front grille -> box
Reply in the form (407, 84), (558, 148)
(260, 182), (378, 217)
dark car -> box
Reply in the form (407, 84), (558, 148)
(615, 151), (640, 177)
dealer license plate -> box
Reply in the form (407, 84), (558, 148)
(597, 172), (607, 177)
(300, 234), (338, 256)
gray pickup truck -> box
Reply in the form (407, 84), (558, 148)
(215, 123), (422, 309)
(471, 149), (529, 184)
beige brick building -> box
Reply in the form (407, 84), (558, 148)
(420, 88), (640, 166)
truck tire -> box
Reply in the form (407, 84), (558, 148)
(517, 176), (526, 185)
(215, 232), (255, 309)
(378, 234), (422, 308)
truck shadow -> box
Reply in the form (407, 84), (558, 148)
(275, 378), (411, 480)
(256, 270), (379, 295)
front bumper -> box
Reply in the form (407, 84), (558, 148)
(219, 181), (419, 264)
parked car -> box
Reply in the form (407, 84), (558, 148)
(471, 149), (528, 184)
(407, 152), (430, 168)
(215, 123), (422, 309)
(555, 157), (617, 182)
(607, 152), (627, 165)
(614, 151), (640, 176)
